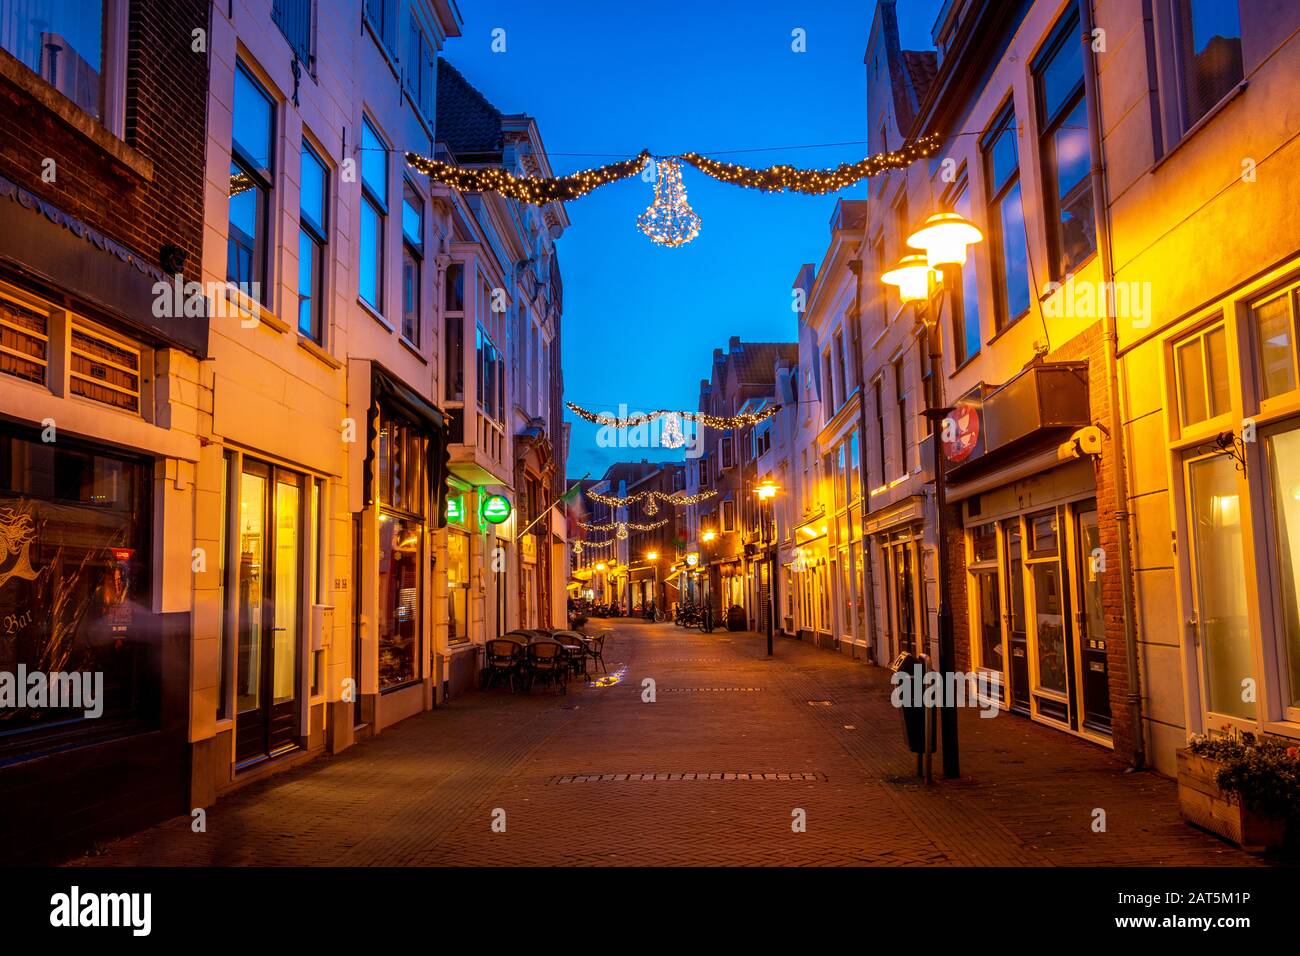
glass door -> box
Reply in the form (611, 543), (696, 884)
(1003, 520), (1031, 713)
(1185, 452), (1253, 720)
(235, 461), (303, 765)
(1074, 504), (1111, 734)
(1025, 510), (1070, 725)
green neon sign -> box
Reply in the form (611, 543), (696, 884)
(445, 494), (466, 524)
(480, 494), (512, 525)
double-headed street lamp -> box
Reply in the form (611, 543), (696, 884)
(880, 211), (983, 781)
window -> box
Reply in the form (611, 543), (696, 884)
(1251, 289), (1297, 401)
(444, 263), (465, 402)
(699, 457), (710, 488)
(70, 324), (140, 413)
(848, 430), (860, 502)
(401, 181), (423, 346)
(719, 436), (734, 469)
(1035, 9), (1096, 279)
(983, 105), (1031, 329)
(476, 325), (503, 422)
(273, 0), (314, 68)
(378, 514), (420, 689)
(359, 117), (388, 313)
(404, 13), (436, 122)
(1170, 0), (1243, 132)
(835, 330), (849, 398)
(873, 379), (887, 487)
(298, 140), (328, 341)
(894, 358), (909, 476)
(0, 294), (49, 385)
(0, 0), (116, 124)
(447, 530), (470, 645)
(1264, 426), (1300, 710)
(0, 429), (153, 760)
(721, 498), (736, 533)
(822, 350), (836, 415)
(949, 179), (982, 365)
(1175, 322), (1230, 427)
(364, 0), (397, 54)
(228, 64), (275, 304)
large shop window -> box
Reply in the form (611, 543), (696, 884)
(377, 410), (426, 690)
(1266, 427), (1300, 711)
(0, 430), (153, 759)
(447, 529), (470, 645)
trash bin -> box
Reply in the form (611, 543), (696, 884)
(889, 651), (935, 755)
(726, 604), (746, 631)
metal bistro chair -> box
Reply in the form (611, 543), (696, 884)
(525, 639), (568, 695)
(552, 630), (589, 681)
(585, 633), (608, 675)
(482, 639), (525, 693)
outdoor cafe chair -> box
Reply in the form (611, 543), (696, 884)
(482, 639), (524, 693)
(551, 630), (589, 681)
(584, 633), (607, 674)
(525, 640), (568, 695)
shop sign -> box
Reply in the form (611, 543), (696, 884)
(942, 399), (982, 463)
(480, 494), (512, 525)
(445, 494), (466, 524)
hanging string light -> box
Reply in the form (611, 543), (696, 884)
(405, 150), (651, 205)
(637, 158), (701, 247)
(678, 132), (942, 194)
(644, 496), (659, 516)
(567, 402), (779, 430)
(579, 518), (671, 533)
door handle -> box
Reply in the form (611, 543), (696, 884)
(1186, 614), (1199, 646)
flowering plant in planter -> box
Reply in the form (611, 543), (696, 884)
(1187, 728), (1300, 830)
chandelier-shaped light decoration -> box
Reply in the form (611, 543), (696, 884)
(644, 495), (659, 516)
(659, 412), (686, 449)
(637, 158), (701, 247)
(573, 540), (584, 555)
(616, 525), (629, 540)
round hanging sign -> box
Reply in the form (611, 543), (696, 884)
(480, 494), (512, 525)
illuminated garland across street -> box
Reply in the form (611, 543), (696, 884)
(586, 488), (718, 508)
(567, 401), (779, 430)
(405, 150), (651, 205)
(679, 133), (942, 194)
(579, 518), (670, 533)
(407, 135), (941, 204)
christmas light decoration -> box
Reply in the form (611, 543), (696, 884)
(659, 412), (686, 449)
(406, 150), (651, 205)
(637, 158), (701, 246)
(567, 402), (779, 430)
(644, 495), (659, 516)
(579, 518), (670, 533)
(585, 488), (717, 508)
(573, 540), (583, 555)
(679, 133), (942, 195)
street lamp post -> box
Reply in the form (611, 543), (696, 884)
(881, 211), (983, 781)
(755, 479), (780, 656)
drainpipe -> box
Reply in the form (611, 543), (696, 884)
(1081, 0), (1145, 768)
(848, 256), (881, 664)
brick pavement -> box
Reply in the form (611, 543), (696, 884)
(66, 620), (1260, 866)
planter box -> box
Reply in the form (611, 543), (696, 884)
(1176, 749), (1288, 853)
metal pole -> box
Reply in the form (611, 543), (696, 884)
(765, 499), (774, 656)
(925, 277), (960, 779)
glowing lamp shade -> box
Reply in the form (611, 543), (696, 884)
(701, 530), (717, 543)
(907, 212), (983, 267)
(596, 563), (607, 572)
(755, 480), (779, 500)
(881, 254), (937, 304)
(647, 551), (659, 561)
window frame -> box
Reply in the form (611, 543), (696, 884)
(982, 103), (1031, 332)
(1033, 7), (1096, 280)
(358, 115), (389, 315)
(400, 178), (424, 347)
(297, 137), (329, 342)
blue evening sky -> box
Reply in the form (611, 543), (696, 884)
(445, 0), (943, 478)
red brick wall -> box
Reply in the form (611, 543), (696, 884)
(0, 0), (209, 286)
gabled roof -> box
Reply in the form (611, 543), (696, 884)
(435, 58), (504, 161)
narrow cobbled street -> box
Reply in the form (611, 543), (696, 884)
(69, 621), (1255, 867)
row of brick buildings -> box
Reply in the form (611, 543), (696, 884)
(0, 0), (571, 862)
(573, 0), (1300, 780)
